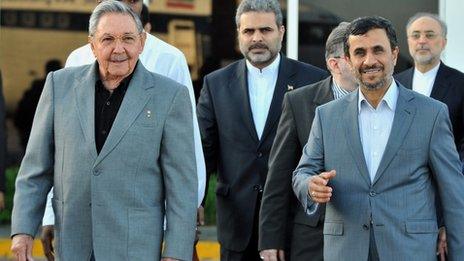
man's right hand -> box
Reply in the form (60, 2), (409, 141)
(11, 234), (34, 261)
(259, 249), (285, 261)
(308, 170), (336, 203)
(40, 225), (55, 261)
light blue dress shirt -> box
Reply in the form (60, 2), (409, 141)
(358, 80), (398, 182)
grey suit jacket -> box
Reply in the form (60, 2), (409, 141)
(12, 62), (198, 261)
(259, 77), (333, 256)
(293, 84), (464, 261)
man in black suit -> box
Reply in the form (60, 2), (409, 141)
(197, 0), (326, 260)
(395, 12), (464, 260)
(258, 22), (357, 261)
(395, 12), (463, 166)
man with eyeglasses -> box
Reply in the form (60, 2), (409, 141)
(40, 0), (206, 259)
(11, 1), (197, 260)
(396, 12), (463, 170)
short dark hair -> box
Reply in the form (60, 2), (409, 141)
(235, 0), (283, 28)
(343, 16), (398, 57)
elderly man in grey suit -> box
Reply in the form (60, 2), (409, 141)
(293, 16), (464, 261)
(10, 1), (197, 261)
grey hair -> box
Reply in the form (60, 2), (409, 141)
(406, 12), (447, 38)
(88, 0), (143, 36)
(325, 22), (350, 60)
(235, 0), (283, 28)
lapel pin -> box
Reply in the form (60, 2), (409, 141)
(287, 85), (294, 91)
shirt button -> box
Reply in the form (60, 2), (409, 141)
(106, 101), (110, 106)
(257, 152), (263, 158)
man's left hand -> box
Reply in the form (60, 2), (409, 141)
(437, 227), (447, 261)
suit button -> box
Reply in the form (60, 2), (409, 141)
(369, 191), (377, 197)
(257, 152), (263, 158)
(363, 224), (369, 230)
(93, 169), (101, 176)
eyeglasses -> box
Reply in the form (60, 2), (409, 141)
(92, 33), (142, 47)
(408, 32), (439, 40)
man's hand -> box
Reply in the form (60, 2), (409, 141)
(11, 234), (34, 261)
(0, 191), (5, 211)
(437, 227), (447, 261)
(308, 170), (336, 203)
(259, 249), (285, 261)
(161, 258), (179, 261)
(197, 206), (205, 226)
(40, 225), (55, 261)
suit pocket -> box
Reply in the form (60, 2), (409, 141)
(128, 207), (163, 260)
(405, 220), (438, 234)
(215, 182), (230, 197)
(323, 222), (344, 236)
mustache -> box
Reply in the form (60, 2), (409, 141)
(110, 55), (128, 62)
(249, 43), (268, 50)
(359, 64), (383, 73)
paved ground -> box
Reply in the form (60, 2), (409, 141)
(0, 224), (220, 260)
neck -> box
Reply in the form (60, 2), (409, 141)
(415, 59), (440, 74)
(360, 78), (392, 108)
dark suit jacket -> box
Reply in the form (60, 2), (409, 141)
(395, 62), (464, 162)
(259, 77), (333, 259)
(197, 55), (327, 251)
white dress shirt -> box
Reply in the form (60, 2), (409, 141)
(412, 63), (440, 97)
(358, 80), (398, 182)
(246, 54), (280, 139)
(42, 33), (206, 225)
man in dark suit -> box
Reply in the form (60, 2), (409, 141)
(395, 12), (463, 166)
(197, 0), (326, 260)
(258, 22), (357, 261)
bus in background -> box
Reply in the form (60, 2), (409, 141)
(0, 0), (211, 111)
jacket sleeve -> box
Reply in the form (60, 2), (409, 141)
(11, 72), (55, 237)
(259, 93), (301, 250)
(161, 86), (198, 261)
(292, 107), (325, 214)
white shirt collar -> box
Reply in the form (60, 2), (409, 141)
(358, 79), (399, 112)
(414, 62), (440, 78)
(246, 53), (281, 76)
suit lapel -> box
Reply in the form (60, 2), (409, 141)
(94, 63), (153, 167)
(372, 84), (416, 185)
(313, 77), (334, 105)
(259, 56), (295, 145)
(430, 63), (451, 101)
(343, 92), (371, 186)
(74, 63), (98, 161)
(402, 68), (414, 90)
(231, 59), (260, 143)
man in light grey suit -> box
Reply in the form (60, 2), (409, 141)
(10, 1), (197, 261)
(293, 16), (464, 261)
